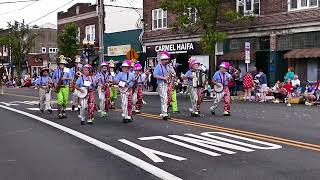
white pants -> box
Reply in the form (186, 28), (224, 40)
(97, 86), (105, 112)
(157, 83), (168, 115)
(189, 87), (198, 112)
(120, 89), (129, 118)
(39, 88), (52, 111)
(211, 92), (225, 110)
(79, 96), (89, 121)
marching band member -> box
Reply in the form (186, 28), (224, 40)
(183, 58), (204, 117)
(0, 65), (5, 95)
(52, 56), (72, 119)
(153, 51), (171, 120)
(210, 62), (232, 116)
(75, 64), (97, 125)
(114, 60), (135, 123)
(108, 60), (118, 109)
(95, 62), (110, 117)
(70, 58), (82, 111)
(35, 67), (53, 114)
(168, 60), (179, 114)
(132, 63), (147, 114)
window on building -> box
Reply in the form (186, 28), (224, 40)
(49, 48), (58, 54)
(77, 27), (81, 43)
(230, 39), (241, 50)
(152, 9), (167, 30)
(186, 7), (198, 24)
(41, 47), (46, 53)
(85, 25), (95, 41)
(289, 0), (319, 10)
(216, 42), (224, 55)
(237, 0), (260, 16)
(76, 6), (80, 15)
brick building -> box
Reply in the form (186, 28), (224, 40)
(58, 2), (104, 66)
(143, 0), (320, 84)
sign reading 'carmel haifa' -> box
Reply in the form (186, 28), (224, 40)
(155, 42), (195, 52)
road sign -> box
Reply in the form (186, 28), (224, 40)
(245, 42), (250, 64)
(126, 49), (139, 60)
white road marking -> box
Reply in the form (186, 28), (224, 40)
(0, 105), (183, 180)
(169, 134), (254, 153)
(119, 139), (187, 163)
(26, 108), (73, 111)
(139, 136), (221, 157)
(201, 132), (282, 150)
(0, 102), (19, 106)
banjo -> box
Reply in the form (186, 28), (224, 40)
(76, 87), (88, 99)
(214, 83), (224, 93)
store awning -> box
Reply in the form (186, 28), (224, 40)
(218, 51), (256, 61)
(284, 48), (320, 59)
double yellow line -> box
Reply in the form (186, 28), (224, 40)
(3, 92), (320, 152)
(119, 110), (320, 153)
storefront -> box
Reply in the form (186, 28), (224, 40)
(145, 41), (207, 74)
(26, 53), (49, 77)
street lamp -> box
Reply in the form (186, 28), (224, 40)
(82, 39), (96, 66)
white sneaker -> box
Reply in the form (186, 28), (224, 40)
(287, 103), (292, 107)
(273, 100), (280, 103)
(98, 110), (102, 113)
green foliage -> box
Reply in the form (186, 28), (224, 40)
(57, 23), (80, 62)
(0, 20), (37, 78)
(161, 0), (251, 55)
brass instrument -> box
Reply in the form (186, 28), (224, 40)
(55, 71), (64, 93)
(70, 71), (82, 92)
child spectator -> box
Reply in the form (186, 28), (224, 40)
(243, 72), (254, 101)
(283, 79), (293, 107)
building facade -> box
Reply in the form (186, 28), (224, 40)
(143, 0), (320, 84)
(27, 27), (58, 77)
(104, 29), (142, 67)
(58, 2), (104, 66)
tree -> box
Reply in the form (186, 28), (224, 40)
(0, 20), (37, 81)
(161, 0), (253, 76)
(57, 23), (80, 64)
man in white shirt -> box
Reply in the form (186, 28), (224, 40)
(291, 75), (300, 88)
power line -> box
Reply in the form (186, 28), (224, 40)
(0, 0), (39, 16)
(104, 4), (142, 10)
(27, 0), (74, 25)
(124, 0), (142, 18)
(0, 0), (38, 5)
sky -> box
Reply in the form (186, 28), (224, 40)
(0, 0), (142, 33)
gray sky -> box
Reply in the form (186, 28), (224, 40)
(0, 0), (142, 32)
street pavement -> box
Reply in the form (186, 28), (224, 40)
(0, 87), (320, 180)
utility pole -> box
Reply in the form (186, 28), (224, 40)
(98, 0), (104, 64)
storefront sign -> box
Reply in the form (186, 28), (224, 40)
(108, 44), (131, 56)
(245, 42), (250, 64)
(155, 42), (195, 52)
(147, 42), (202, 57)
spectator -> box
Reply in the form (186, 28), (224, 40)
(283, 79), (293, 107)
(250, 66), (259, 78)
(228, 65), (237, 96)
(291, 74), (301, 96)
(304, 83), (316, 106)
(272, 81), (283, 103)
(243, 71), (254, 101)
(257, 69), (267, 102)
(284, 67), (294, 82)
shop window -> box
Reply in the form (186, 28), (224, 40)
(237, 0), (260, 16)
(260, 37), (270, 50)
(289, 0), (318, 11)
(152, 9), (167, 30)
